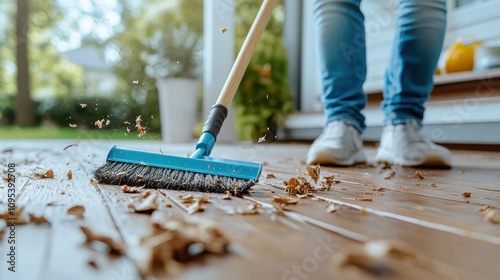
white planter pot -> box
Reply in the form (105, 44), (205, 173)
(157, 78), (199, 143)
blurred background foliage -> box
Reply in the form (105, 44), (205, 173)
(0, 0), (293, 140)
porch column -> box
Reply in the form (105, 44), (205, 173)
(203, 0), (237, 142)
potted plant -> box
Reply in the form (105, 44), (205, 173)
(145, 24), (202, 143)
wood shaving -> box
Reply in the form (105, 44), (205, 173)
(480, 205), (500, 224)
(135, 115), (147, 138)
(265, 173), (276, 179)
(220, 27), (228, 33)
(379, 161), (392, 170)
(362, 192), (373, 195)
(69, 123), (77, 128)
(236, 204), (261, 215)
(409, 170), (425, 180)
(67, 205), (85, 219)
(296, 194), (308, 199)
(257, 135), (266, 143)
(462, 192), (471, 198)
(105, 119), (111, 126)
(116, 171), (127, 179)
(80, 226), (124, 255)
(430, 182), (437, 187)
(222, 191), (232, 200)
(34, 169), (54, 179)
(306, 164), (320, 183)
(67, 170), (72, 180)
(29, 214), (50, 224)
(90, 178), (98, 187)
(342, 197), (373, 202)
(129, 190), (158, 213)
(128, 217), (229, 276)
(121, 185), (144, 193)
(79, 103), (87, 108)
(87, 260), (98, 269)
(384, 171), (395, 180)
(360, 208), (368, 215)
(326, 204), (338, 213)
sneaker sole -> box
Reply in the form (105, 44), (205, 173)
(375, 150), (451, 168)
(308, 150), (367, 166)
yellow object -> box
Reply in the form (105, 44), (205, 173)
(444, 38), (482, 73)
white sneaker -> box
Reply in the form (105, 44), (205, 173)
(307, 121), (366, 166)
(375, 122), (452, 167)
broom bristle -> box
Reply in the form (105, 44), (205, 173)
(93, 161), (256, 194)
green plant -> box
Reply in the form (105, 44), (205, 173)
(145, 24), (202, 79)
(235, 31), (294, 140)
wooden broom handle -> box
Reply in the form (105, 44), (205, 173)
(216, 0), (278, 107)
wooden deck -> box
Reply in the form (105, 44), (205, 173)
(1, 140), (499, 280)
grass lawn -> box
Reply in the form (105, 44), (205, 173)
(0, 126), (162, 140)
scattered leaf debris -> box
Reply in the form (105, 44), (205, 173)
(129, 191), (159, 213)
(480, 205), (500, 224)
(29, 214), (50, 224)
(68, 205), (85, 219)
(128, 217), (229, 276)
(326, 204), (338, 213)
(265, 173), (276, 179)
(306, 164), (321, 183)
(409, 170), (425, 180)
(121, 185), (144, 193)
(79, 103), (87, 108)
(80, 226), (124, 255)
(257, 135), (266, 143)
(320, 175), (339, 191)
(135, 115), (147, 138)
(220, 26), (228, 33)
(384, 171), (396, 180)
(272, 196), (298, 213)
(285, 176), (314, 195)
(462, 192), (471, 198)
(0, 207), (31, 225)
(95, 119), (104, 129)
(34, 169), (54, 179)
(67, 170), (73, 180)
(69, 123), (77, 128)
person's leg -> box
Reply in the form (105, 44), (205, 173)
(376, 0), (451, 166)
(307, 0), (367, 165)
(314, 0), (367, 132)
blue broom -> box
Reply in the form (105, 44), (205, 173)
(94, 0), (277, 194)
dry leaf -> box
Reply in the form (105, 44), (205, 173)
(135, 115), (147, 137)
(321, 175), (338, 191)
(79, 103), (87, 108)
(80, 226), (124, 255)
(129, 190), (158, 213)
(409, 170), (425, 180)
(285, 176), (315, 195)
(265, 173), (276, 179)
(35, 169), (54, 179)
(307, 164), (321, 183)
(480, 205), (500, 224)
(69, 123), (77, 128)
(88, 260), (98, 269)
(384, 171), (396, 180)
(105, 119), (111, 126)
(128, 217), (229, 276)
(0, 207), (30, 225)
(121, 185), (144, 193)
(67, 170), (73, 180)
(326, 204), (338, 213)
(220, 26), (228, 33)
(94, 119), (104, 129)
(462, 192), (471, 198)
(257, 135), (266, 143)
(371, 187), (385, 192)
(29, 214), (50, 224)
(68, 205), (85, 218)
(272, 196), (298, 213)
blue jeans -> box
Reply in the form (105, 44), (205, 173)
(314, 0), (446, 132)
